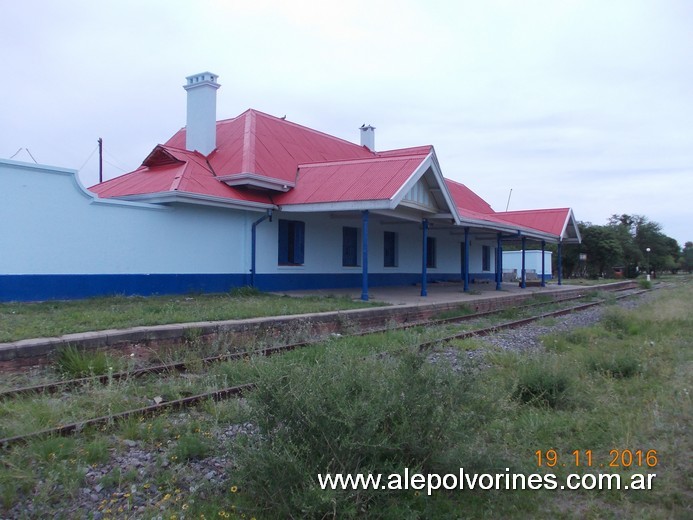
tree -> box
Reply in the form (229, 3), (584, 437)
(683, 242), (693, 273)
(580, 225), (623, 277)
(608, 214), (680, 275)
(634, 219), (679, 274)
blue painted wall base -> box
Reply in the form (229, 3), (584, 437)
(1, 271), (507, 302)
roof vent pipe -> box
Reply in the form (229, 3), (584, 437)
(359, 124), (375, 151)
(183, 72), (220, 156)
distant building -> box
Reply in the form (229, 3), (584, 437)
(0, 73), (580, 301)
(502, 250), (553, 281)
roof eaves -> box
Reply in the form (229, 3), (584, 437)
(459, 214), (560, 242)
(279, 200), (391, 212)
(108, 191), (276, 212)
(218, 172), (295, 192)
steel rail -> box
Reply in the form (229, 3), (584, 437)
(0, 288), (647, 448)
(0, 286), (638, 401)
(0, 383), (255, 448)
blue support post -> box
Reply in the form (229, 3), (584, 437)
(521, 236), (527, 289)
(558, 241), (563, 286)
(541, 240), (546, 287)
(496, 232), (503, 291)
(463, 227), (470, 292)
(361, 210), (369, 301)
(421, 219), (428, 297)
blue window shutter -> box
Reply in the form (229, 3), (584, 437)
(427, 237), (436, 268)
(294, 221), (305, 265)
(343, 227), (358, 266)
(278, 220), (289, 264)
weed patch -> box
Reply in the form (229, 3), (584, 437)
(512, 357), (575, 409)
(171, 432), (212, 461)
(55, 345), (115, 378)
(601, 308), (642, 336)
(233, 351), (479, 518)
(586, 351), (641, 378)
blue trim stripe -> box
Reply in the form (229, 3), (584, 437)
(1, 272), (503, 302)
(0, 274), (248, 302)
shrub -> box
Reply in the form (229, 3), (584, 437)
(232, 351), (477, 519)
(601, 308), (642, 336)
(171, 433), (212, 461)
(83, 438), (110, 465)
(55, 345), (113, 378)
(513, 359), (574, 409)
(587, 352), (641, 378)
(638, 279), (652, 290)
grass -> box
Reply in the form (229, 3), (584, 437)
(55, 345), (120, 378)
(0, 291), (385, 342)
(0, 277), (690, 518)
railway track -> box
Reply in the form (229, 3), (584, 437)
(0, 287), (632, 400)
(0, 287), (646, 448)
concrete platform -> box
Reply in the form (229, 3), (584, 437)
(273, 281), (580, 306)
(1, 281), (633, 368)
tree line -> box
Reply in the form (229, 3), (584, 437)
(557, 214), (691, 279)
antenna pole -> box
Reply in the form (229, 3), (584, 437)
(505, 188), (513, 212)
(98, 137), (103, 183)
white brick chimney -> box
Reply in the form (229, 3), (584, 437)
(359, 124), (375, 151)
(183, 72), (220, 156)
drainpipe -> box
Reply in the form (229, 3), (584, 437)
(251, 210), (273, 288)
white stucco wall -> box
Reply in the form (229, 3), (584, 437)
(502, 250), (552, 277)
(254, 211), (497, 276)
(2, 158), (499, 301)
(0, 159), (252, 275)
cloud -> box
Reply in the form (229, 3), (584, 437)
(1, 0), (691, 245)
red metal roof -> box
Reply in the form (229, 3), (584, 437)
(445, 179), (495, 215)
(89, 108), (576, 241)
(445, 179), (574, 239)
(90, 144), (271, 204)
(164, 109), (374, 184)
(497, 208), (572, 236)
(277, 154), (429, 205)
(92, 109), (381, 204)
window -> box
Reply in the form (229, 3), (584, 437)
(278, 219), (305, 265)
(426, 236), (437, 268)
(342, 227), (359, 267)
(482, 245), (491, 271)
(384, 231), (398, 267)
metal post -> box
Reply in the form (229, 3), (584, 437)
(541, 240), (546, 287)
(496, 232), (503, 291)
(463, 227), (470, 292)
(421, 219), (428, 297)
(558, 241), (563, 285)
(98, 137), (103, 183)
(361, 210), (369, 301)
(521, 236), (527, 289)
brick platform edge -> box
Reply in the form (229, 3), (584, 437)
(0, 282), (637, 367)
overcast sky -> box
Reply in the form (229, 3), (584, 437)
(2, 0), (691, 246)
